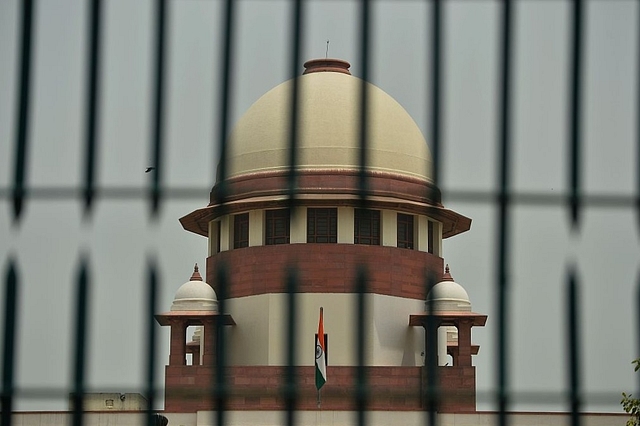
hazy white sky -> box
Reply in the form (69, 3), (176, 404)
(0, 0), (638, 413)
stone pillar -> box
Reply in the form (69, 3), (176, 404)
(422, 317), (442, 368)
(202, 318), (218, 366)
(169, 319), (187, 365)
(456, 319), (473, 367)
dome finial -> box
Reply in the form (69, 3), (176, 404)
(303, 58), (351, 75)
(442, 264), (453, 282)
(190, 263), (203, 281)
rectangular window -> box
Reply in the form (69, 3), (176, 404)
(397, 213), (414, 249)
(307, 208), (337, 243)
(233, 213), (249, 249)
(354, 209), (380, 245)
(265, 209), (290, 245)
(428, 220), (434, 254)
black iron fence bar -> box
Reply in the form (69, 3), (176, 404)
(212, 0), (236, 422)
(567, 268), (581, 426)
(11, 0), (34, 223)
(568, 0), (584, 230)
(426, 2), (443, 421)
(72, 259), (90, 426)
(214, 264), (229, 426)
(145, 262), (159, 426)
(429, 0), (442, 190)
(1, 187), (639, 208)
(424, 273), (439, 426)
(356, 0), (372, 422)
(357, 0), (372, 201)
(496, 1), (513, 425)
(82, 0), (103, 218)
(1, 261), (19, 426)
(284, 269), (298, 426)
(355, 267), (369, 426)
(637, 1), (640, 235)
(283, 1), (303, 420)
(149, 0), (168, 218)
(637, 276), (640, 403)
(1, 386), (627, 405)
(212, 0), (236, 208)
(286, 0), (304, 203)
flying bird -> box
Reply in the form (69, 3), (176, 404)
(145, 167), (155, 173)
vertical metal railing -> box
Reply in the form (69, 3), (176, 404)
(11, 0), (34, 222)
(1, 262), (18, 426)
(71, 259), (90, 426)
(566, 2), (585, 425)
(82, 0), (103, 217)
(149, 0), (168, 218)
(145, 262), (159, 426)
(1, 0), (639, 425)
(495, 1), (513, 425)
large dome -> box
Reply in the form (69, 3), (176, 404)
(225, 59), (432, 181)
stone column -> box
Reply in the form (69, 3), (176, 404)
(422, 317), (442, 368)
(169, 319), (187, 365)
(202, 318), (218, 366)
(456, 319), (473, 367)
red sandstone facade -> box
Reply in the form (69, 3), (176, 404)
(206, 244), (444, 300)
(164, 366), (478, 413)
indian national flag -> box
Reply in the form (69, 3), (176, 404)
(315, 307), (327, 390)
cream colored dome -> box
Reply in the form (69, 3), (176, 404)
(171, 264), (218, 312)
(225, 60), (432, 181)
(426, 265), (471, 312)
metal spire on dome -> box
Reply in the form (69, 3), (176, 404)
(190, 263), (203, 281)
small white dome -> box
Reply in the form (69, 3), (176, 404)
(426, 265), (471, 312)
(171, 264), (219, 313)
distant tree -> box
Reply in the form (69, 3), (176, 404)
(621, 358), (640, 426)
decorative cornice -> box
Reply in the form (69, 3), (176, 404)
(180, 169), (471, 239)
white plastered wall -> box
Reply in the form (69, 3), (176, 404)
(433, 221), (443, 256)
(337, 207), (354, 243)
(290, 206), (307, 243)
(417, 216), (429, 252)
(225, 293), (424, 367)
(381, 210), (396, 247)
(220, 216), (231, 252)
(249, 210), (262, 246)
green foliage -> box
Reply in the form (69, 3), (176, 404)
(622, 358), (640, 426)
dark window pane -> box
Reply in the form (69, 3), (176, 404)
(266, 209), (290, 245)
(354, 209), (380, 245)
(234, 213), (249, 249)
(307, 208), (337, 243)
(397, 213), (414, 249)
